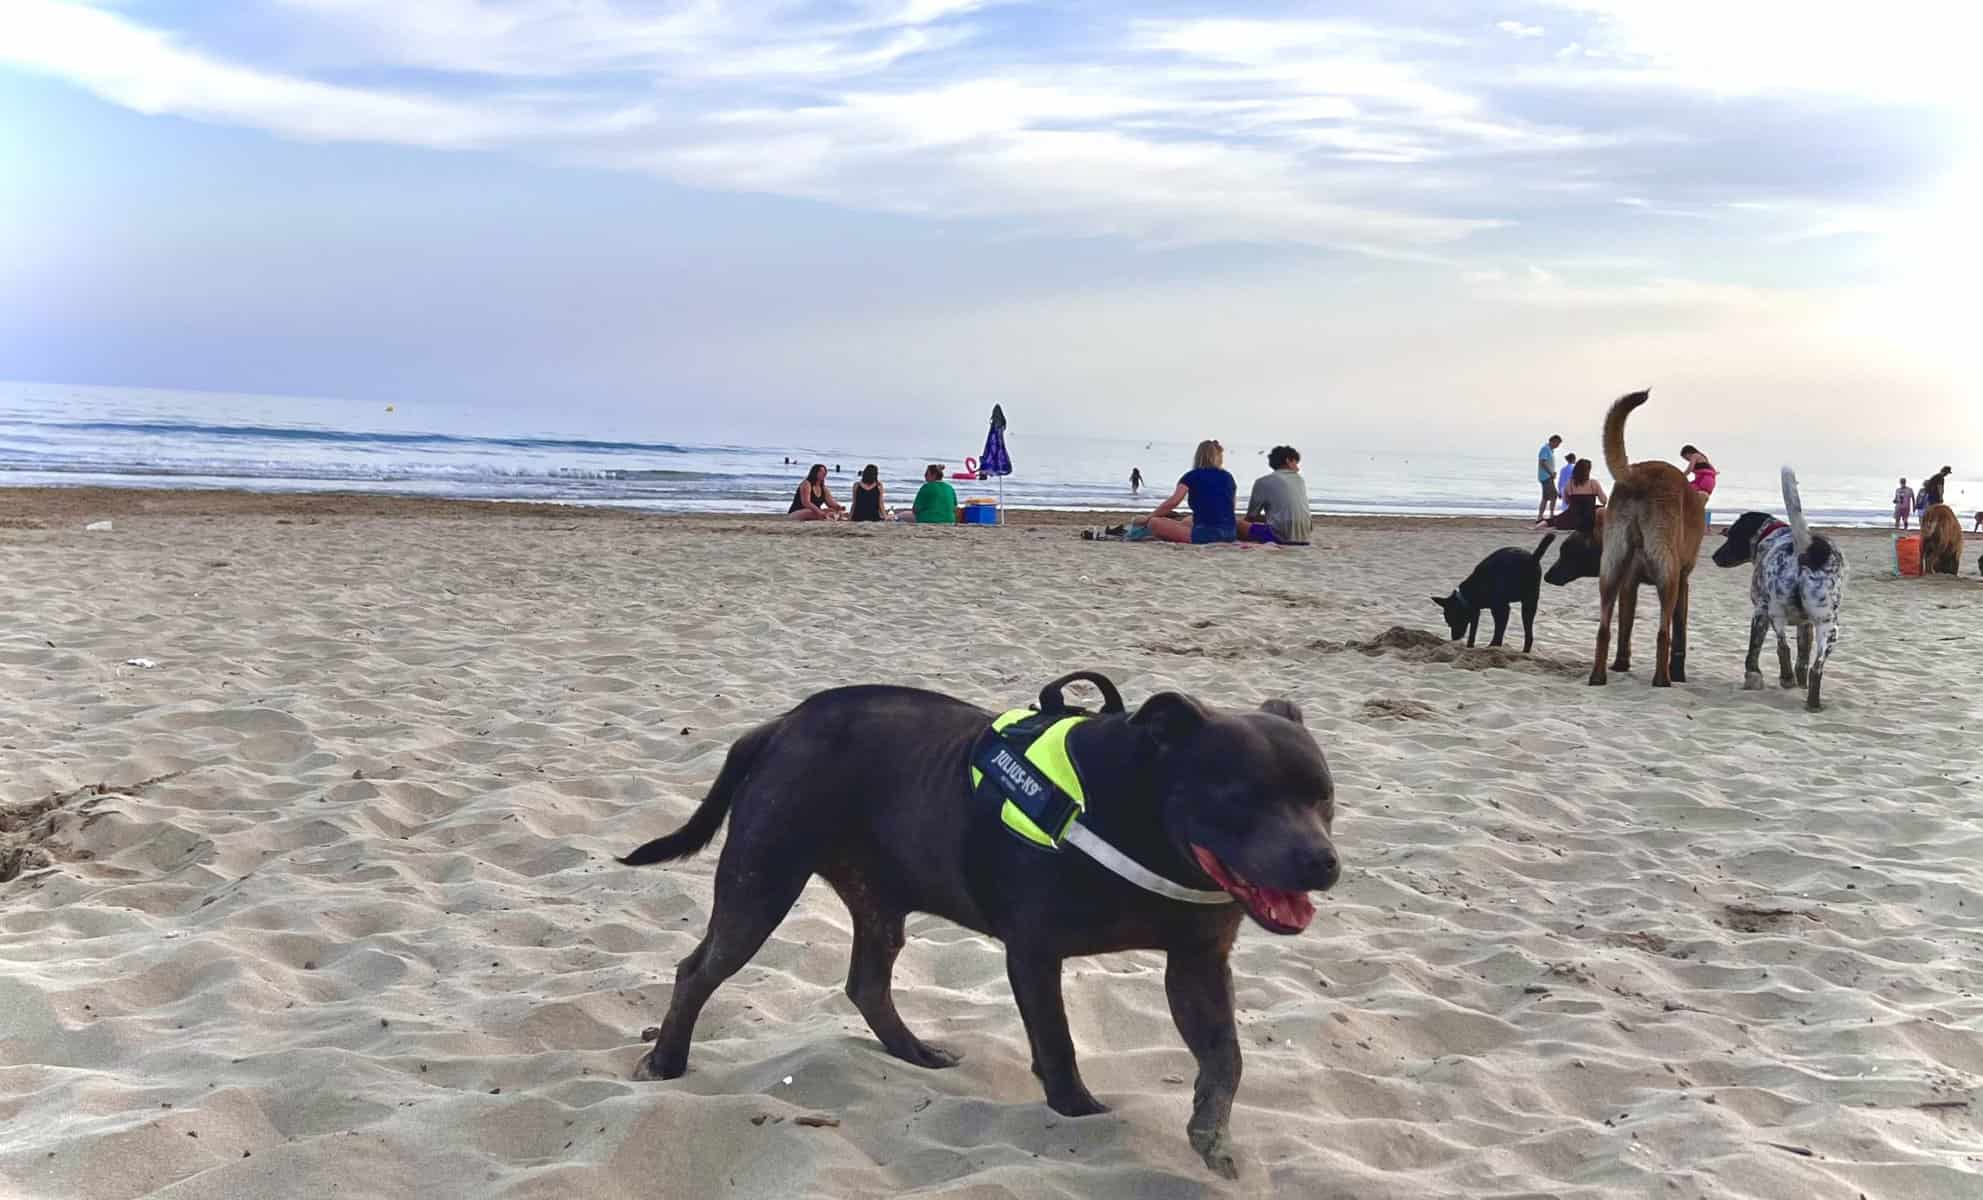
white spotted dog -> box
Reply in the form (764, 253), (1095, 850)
(1710, 467), (1846, 711)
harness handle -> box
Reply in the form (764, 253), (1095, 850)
(1037, 671), (1126, 716)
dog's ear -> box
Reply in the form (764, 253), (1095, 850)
(1259, 698), (1304, 725)
(1430, 594), (1448, 607)
(1131, 692), (1209, 746)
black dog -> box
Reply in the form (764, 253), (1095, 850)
(1544, 527), (1600, 588)
(618, 673), (1340, 1179)
(1433, 534), (1555, 651)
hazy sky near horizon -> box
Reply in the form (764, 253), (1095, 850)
(1, 1), (1975, 462)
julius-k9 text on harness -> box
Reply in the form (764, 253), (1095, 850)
(969, 672), (1232, 907)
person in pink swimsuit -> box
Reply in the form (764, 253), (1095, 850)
(1680, 445), (1716, 497)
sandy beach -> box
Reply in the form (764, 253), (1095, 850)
(2, 488), (1979, 1199)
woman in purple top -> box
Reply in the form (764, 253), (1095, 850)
(1138, 440), (1238, 544)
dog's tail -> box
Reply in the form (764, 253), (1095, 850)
(1780, 465), (1834, 571)
(1781, 465), (1812, 556)
(1532, 532), (1557, 560)
(1601, 390), (1648, 479)
(618, 720), (776, 867)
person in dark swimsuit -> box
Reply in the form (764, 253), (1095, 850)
(1540, 458), (1606, 532)
(849, 464), (886, 522)
(788, 463), (844, 521)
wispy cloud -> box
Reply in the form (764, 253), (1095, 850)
(1, 0), (1969, 262)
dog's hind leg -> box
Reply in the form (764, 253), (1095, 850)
(1794, 624), (1813, 687)
(1743, 611), (1770, 690)
(1007, 952), (1106, 1118)
(1775, 617), (1796, 688)
(1166, 945), (1243, 1180)
(830, 876), (961, 1069)
(633, 844), (813, 1082)
(1590, 577), (1617, 686)
(1519, 594), (1537, 653)
(1668, 573), (1691, 684)
(1650, 579), (1679, 687)
(1805, 620), (1837, 712)
(1610, 572), (1639, 673)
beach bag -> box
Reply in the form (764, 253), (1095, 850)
(1892, 534), (1922, 577)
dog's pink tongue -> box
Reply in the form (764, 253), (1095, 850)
(1257, 888), (1316, 931)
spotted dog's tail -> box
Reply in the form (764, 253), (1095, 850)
(1781, 466), (1832, 571)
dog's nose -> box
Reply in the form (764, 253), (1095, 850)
(1309, 846), (1341, 893)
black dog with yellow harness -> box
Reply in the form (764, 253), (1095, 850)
(619, 671), (1341, 1180)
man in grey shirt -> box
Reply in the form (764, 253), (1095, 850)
(1244, 445), (1311, 545)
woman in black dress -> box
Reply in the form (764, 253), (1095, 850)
(849, 464), (887, 522)
(788, 463), (844, 521)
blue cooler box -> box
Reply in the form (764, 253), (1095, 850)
(962, 504), (998, 524)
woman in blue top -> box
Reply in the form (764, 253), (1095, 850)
(1138, 440), (1238, 544)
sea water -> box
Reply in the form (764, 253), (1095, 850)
(0, 381), (1912, 524)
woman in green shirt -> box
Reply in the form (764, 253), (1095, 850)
(911, 464), (960, 524)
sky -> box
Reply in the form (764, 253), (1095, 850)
(0, 0), (1976, 466)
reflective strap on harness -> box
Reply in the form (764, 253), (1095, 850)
(1062, 824), (1234, 906)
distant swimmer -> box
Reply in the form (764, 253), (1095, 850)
(1130, 467), (1143, 495)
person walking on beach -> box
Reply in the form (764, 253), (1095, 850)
(911, 464), (959, 524)
(1136, 440), (1238, 544)
(1556, 453), (1577, 503)
(1536, 434), (1562, 522)
(1130, 467), (1143, 496)
(1242, 445), (1311, 545)
(1893, 478), (1915, 530)
(788, 463), (845, 521)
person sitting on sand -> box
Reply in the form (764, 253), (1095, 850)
(849, 464), (890, 523)
(1539, 458), (1606, 532)
(911, 464), (959, 525)
(1134, 440), (1238, 544)
(1242, 445), (1310, 545)
(1893, 478), (1915, 530)
(788, 464), (844, 521)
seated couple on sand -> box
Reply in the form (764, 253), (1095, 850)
(1129, 442), (1311, 545)
(789, 463), (962, 524)
(1536, 459), (1606, 533)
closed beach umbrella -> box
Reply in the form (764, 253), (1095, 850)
(980, 404), (1011, 522)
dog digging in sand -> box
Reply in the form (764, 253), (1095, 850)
(1711, 467), (1846, 711)
(617, 672), (1340, 1179)
(1578, 390), (1707, 687)
(1919, 504), (1962, 575)
(1433, 534), (1554, 652)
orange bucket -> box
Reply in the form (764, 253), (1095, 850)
(1894, 534), (1922, 576)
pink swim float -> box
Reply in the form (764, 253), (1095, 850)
(950, 456), (980, 480)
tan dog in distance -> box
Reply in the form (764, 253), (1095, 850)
(1588, 390), (1707, 687)
(1919, 504), (1962, 575)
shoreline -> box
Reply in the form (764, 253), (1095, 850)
(0, 484), (1896, 533)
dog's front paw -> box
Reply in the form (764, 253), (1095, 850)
(906, 1042), (963, 1070)
(1805, 700), (1824, 713)
(1795, 668), (1809, 686)
(1189, 1126), (1240, 1180)
(1047, 1088), (1109, 1118)
(1587, 669), (1607, 686)
(630, 1046), (684, 1082)
(1743, 671), (1766, 691)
